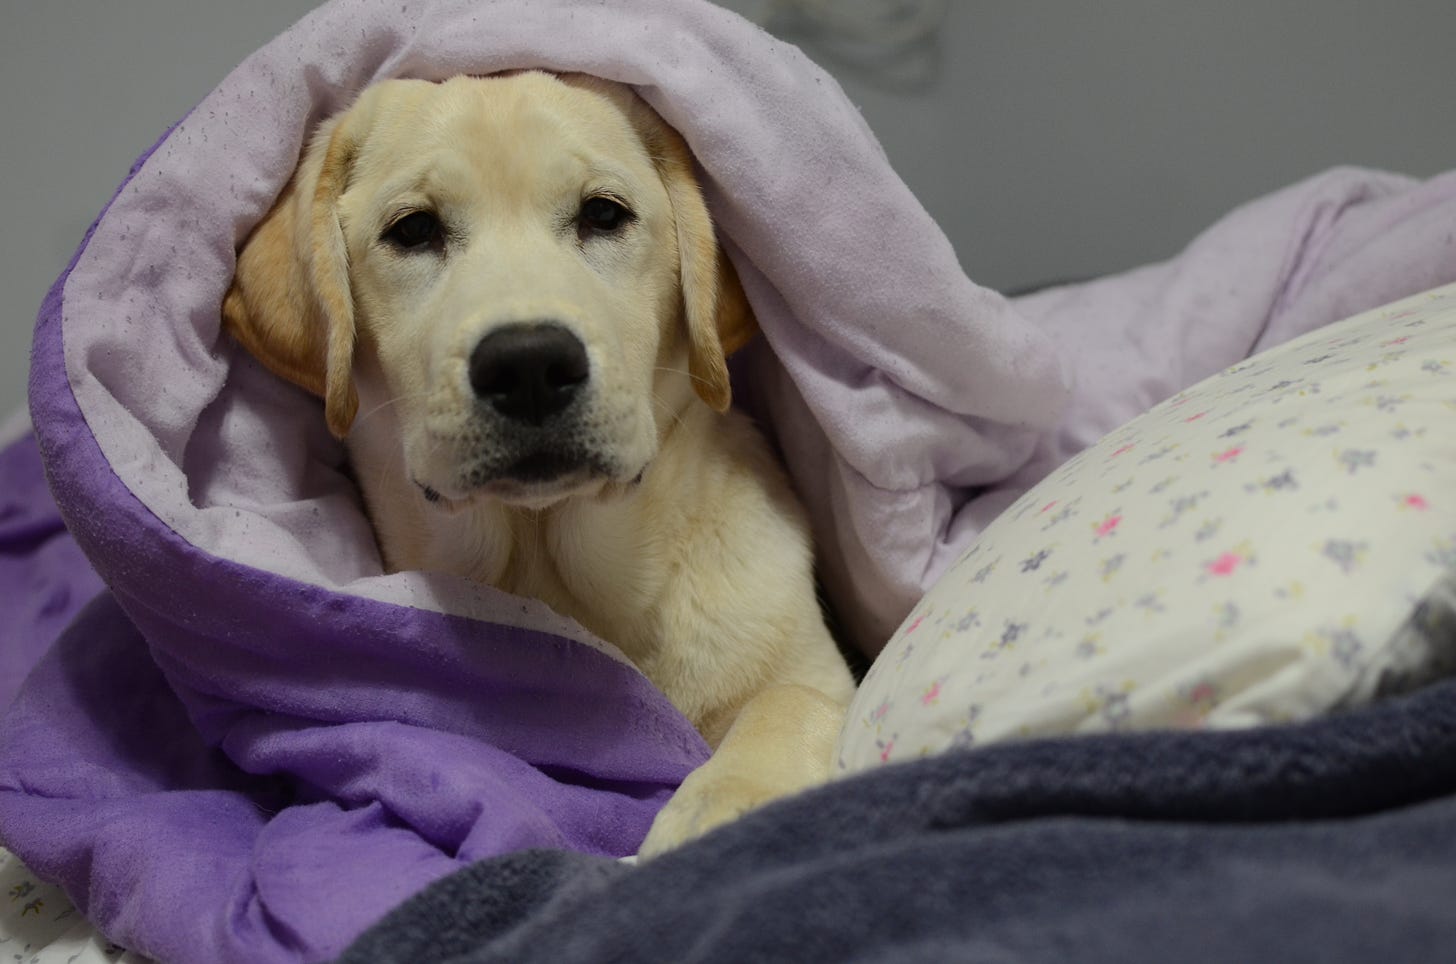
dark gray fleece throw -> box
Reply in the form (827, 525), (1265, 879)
(340, 676), (1456, 963)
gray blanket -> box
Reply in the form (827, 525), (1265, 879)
(340, 673), (1456, 963)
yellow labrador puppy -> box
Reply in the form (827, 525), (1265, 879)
(223, 71), (855, 856)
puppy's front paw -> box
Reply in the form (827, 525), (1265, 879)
(638, 684), (845, 858)
(636, 769), (781, 859)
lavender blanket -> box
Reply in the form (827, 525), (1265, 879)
(2, 0), (1455, 961)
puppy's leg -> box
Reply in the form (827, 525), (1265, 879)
(638, 683), (847, 858)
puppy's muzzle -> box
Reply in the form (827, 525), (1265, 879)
(469, 322), (589, 425)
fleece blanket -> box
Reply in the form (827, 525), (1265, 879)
(340, 674), (1456, 964)
(1, 0), (1454, 960)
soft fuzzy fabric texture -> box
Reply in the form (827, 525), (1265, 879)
(340, 675), (1456, 963)
(2, 0), (1455, 961)
(2, 2), (1066, 959)
(0, 434), (102, 711)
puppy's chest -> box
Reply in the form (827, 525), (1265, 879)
(486, 503), (669, 664)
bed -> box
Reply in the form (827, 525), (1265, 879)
(3, 1), (1455, 961)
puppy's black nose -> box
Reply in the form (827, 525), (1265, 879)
(469, 323), (590, 425)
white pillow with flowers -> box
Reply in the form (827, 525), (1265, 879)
(838, 284), (1456, 772)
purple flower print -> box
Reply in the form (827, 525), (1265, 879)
(1139, 445), (1178, 465)
(1259, 469), (1299, 492)
(1043, 570), (1070, 589)
(982, 621), (1027, 659)
(1336, 449), (1377, 474)
(1328, 628), (1363, 668)
(1134, 591), (1166, 614)
(1321, 539), (1368, 574)
(1019, 549), (1052, 573)
(1160, 491), (1208, 528)
(1099, 554), (1126, 580)
(1088, 684), (1133, 729)
(1426, 537), (1456, 569)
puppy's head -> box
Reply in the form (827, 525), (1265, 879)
(224, 72), (754, 509)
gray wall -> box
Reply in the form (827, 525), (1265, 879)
(4, 1), (1454, 418)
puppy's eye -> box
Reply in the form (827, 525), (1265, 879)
(383, 211), (443, 250)
(578, 196), (633, 236)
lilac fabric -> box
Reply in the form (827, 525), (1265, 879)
(0, 433), (104, 709)
(802, 164), (1456, 637)
(5, 110), (707, 964)
(1, 0), (1455, 961)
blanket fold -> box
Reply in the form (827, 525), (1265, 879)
(2, 1), (1455, 961)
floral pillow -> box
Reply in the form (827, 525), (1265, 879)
(838, 284), (1456, 773)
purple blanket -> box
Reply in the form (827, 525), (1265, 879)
(2, 1), (1455, 961)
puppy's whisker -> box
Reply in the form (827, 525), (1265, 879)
(353, 390), (433, 431)
(530, 507), (542, 572)
(654, 366), (717, 389)
(651, 393), (689, 434)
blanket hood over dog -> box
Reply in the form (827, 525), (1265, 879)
(2, 2), (1067, 960)
(6, 1), (1456, 961)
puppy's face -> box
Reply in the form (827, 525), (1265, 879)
(224, 72), (754, 511)
(344, 75), (682, 507)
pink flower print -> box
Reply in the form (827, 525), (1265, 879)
(1110, 443), (1136, 458)
(1206, 551), (1247, 577)
(876, 735), (897, 764)
(1186, 681), (1218, 705)
(1381, 336), (1410, 347)
(1093, 513), (1122, 539)
(1040, 500), (1059, 514)
(1183, 411), (1207, 423)
(1401, 493), (1430, 511)
(1212, 446), (1244, 464)
(1174, 679), (1221, 727)
(905, 614), (925, 634)
(868, 700), (892, 726)
(920, 677), (948, 707)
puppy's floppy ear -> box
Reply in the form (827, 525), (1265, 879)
(222, 106), (366, 438)
(646, 123), (758, 414)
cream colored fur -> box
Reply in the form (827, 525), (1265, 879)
(224, 71), (855, 856)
